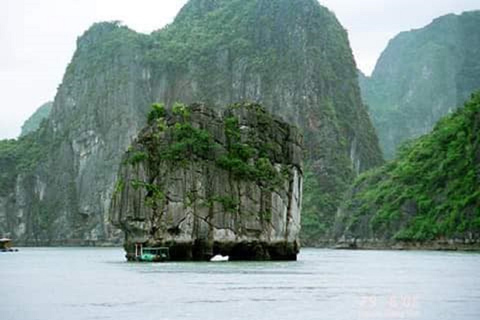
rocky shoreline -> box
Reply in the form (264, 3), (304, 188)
(333, 239), (480, 251)
(9, 242), (480, 253)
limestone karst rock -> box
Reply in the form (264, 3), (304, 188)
(0, 0), (381, 245)
(111, 103), (303, 260)
(361, 11), (480, 159)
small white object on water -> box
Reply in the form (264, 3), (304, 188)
(210, 255), (229, 262)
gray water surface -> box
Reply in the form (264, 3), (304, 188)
(1, 248), (479, 320)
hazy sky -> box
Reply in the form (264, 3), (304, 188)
(1, 0), (479, 139)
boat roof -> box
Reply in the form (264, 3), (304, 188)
(0, 238), (12, 242)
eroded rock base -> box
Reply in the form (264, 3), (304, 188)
(125, 240), (299, 261)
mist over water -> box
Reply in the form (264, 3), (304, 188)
(1, 248), (479, 320)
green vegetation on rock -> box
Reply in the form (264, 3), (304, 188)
(20, 102), (53, 137)
(1, 0), (382, 246)
(144, 0), (383, 243)
(0, 123), (57, 241)
(0, 126), (50, 196)
(147, 103), (166, 125)
(127, 103), (289, 195)
(217, 105), (285, 189)
(111, 102), (303, 260)
(337, 92), (480, 243)
(361, 11), (480, 159)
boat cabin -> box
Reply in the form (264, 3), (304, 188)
(0, 238), (12, 250)
(134, 243), (170, 262)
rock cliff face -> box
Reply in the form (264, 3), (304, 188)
(111, 103), (303, 260)
(155, 0), (382, 243)
(20, 102), (53, 137)
(335, 93), (480, 250)
(0, 23), (149, 245)
(361, 11), (480, 159)
(0, 0), (382, 245)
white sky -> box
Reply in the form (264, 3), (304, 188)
(1, 0), (479, 139)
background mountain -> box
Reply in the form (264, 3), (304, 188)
(0, 0), (382, 245)
(336, 92), (480, 249)
(361, 11), (480, 159)
(20, 102), (53, 137)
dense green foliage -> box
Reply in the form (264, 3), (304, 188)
(65, 21), (147, 78)
(147, 103), (166, 125)
(0, 126), (50, 196)
(127, 103), (216, 167)
(339, 93), (480, 241)
(301, 169), (338, 240)
(128, 103), (286, 189)
(0, 119), (64, 242)
(148, 0), (258, 70)
(361, 11), (480, 159)
(217, 107), (284, 189)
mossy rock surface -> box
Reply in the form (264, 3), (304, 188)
(111, 102), (303, 261)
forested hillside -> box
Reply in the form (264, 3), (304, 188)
(336, 92), (480, 249)
(361, 11), (480, 159)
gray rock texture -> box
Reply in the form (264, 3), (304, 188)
(111, 103), (303, 260)
(0, 0), (382, 245)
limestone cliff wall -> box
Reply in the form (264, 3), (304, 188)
(361, 11), (480, 159)
(0, 0), (382, 245)
(111, 103), (303, 260)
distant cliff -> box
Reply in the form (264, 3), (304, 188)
(336, 92), (480, 250)
(361, 11), (480, 159)
(111, 103), (302, 260)
(20, 102), (53, 137)
(0, 0), (382, 245)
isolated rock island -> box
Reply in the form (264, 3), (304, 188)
(110, 102), (303, 261)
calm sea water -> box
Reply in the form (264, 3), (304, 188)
(1, 248), (479, 320)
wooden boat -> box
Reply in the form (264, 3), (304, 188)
(133, 244), (170, 262)
(0, 238), (18, 252)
